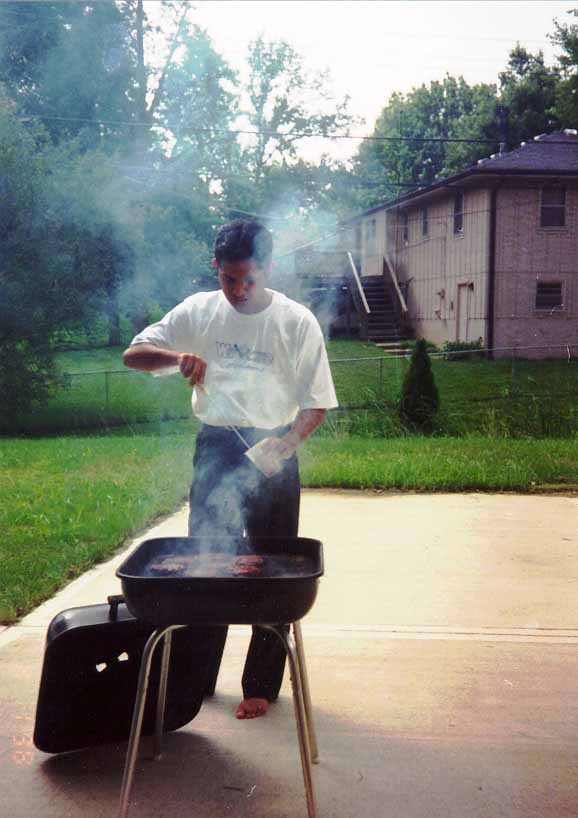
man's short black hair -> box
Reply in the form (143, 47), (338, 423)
(214, 219), (273, 268)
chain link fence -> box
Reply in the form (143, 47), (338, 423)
(13, 344), (578, 437)
(329, 343), (578, 437)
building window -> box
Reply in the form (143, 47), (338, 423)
(402, 211), (409, 243)
(421, 207), (428, 236)
(535, 281), (563, 311)
(453, 191), (464, 234)
(540, 188), (566, 228)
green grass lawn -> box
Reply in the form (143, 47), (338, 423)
(0, 422), (195, 623)
(302, 436), (578, 490)
(2, 423), (578, 624)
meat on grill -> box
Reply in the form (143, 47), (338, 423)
(147, 553), (311, 578)
(149, 553), (265, 577)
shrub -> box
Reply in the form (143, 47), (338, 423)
(441, 339), (484, 361)
(0, 341), (59, 432)
(399, 338), (440, 432)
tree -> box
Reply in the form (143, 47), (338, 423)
(355, 74), (496, 207)
(352, 76), (500, 210)
(119, 173), (216, 333)
(243, 36), (355, 180)
(219, 37), (359, 248)
(438, 86), (502, 176)
(551, 9), (578, 128)
(0, 1), (213, 157)
(350, 41), (567, 213)
(0, 2), (238, 343)
(498, 44), (561, 143)
(0, 2), (134, 150)
(399, 340), (439, 433)
(0, 93), (56, 428)
(0, 91), (133, 428)
(158, 24), (239, 183)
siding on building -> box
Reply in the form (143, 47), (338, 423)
(361, 209), (387, 276)
(359, 187), (491, 345)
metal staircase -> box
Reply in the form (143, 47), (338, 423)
(344, 253), (413, 348)
(360, 275), (413, 348)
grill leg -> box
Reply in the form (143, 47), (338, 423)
(153, 630), (173, 760)
(293, 621), (319, 763)
(263, 624), (318, 818)
(118, 625), (184, 818)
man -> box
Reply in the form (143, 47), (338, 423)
(123, 219), (337, 719)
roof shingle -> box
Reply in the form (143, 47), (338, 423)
(343, 131), (578, 222)
(475, 131), (578, 174)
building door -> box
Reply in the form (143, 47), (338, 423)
(457, 283), (470, 342)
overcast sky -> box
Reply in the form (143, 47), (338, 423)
(180, 0), (577, 161)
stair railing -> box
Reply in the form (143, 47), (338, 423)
(343, 252), (370, 340)
(383, 254), (413, 339)
(383, 253), (408, 314)
(347, 252), (370, 314)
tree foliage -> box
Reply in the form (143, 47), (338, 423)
(223, 34), (357, 253)
(0, 4), (238, 346)
(0, 2), (135, 150)
(551, 9), (578, 128)
(351, 76), (500, 210)
(0, 90), (133, 426)
(243, 35), (355, 178)
(157, 24), (238, 180)
(498, 44), (561, 143)
(351, 34), (574, 212)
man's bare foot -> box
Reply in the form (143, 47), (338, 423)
(236, 697), (269, 719)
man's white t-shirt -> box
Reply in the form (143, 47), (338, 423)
(131, 289), (338, 429)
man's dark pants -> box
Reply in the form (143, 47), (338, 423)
(188, 424), (300, 701)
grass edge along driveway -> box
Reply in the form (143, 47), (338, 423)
(2, 426), (578, 623)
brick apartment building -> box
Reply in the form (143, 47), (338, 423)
(340, 131), (578, 357)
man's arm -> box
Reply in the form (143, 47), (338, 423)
(123, 344), (206, 386)
(265, 408), (327, 460)
(123, 344), (180, 371)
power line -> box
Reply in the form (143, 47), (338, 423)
(389, 197), (548, 228)
(0, 21), (30, 32)
(13, 113), (503, 144)
(275, 193), (578, 261)
(121, 173), (290, 223)
(0, 7), (42, 16)
(358, 30), (555, 46)
(15, 113), (577, 147)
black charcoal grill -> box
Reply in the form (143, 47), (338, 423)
(117, 535), (323, 625)
(114, 535), (324, 818)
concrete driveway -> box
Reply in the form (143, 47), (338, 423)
(1, 491), (578, 818)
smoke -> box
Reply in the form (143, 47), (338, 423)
(189, 464), (260, 544)
(51, 148), (218, 340)
(186, 427), (285, 555)
(265, 198), (346, 339)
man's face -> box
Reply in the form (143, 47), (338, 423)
(213, 258), (269, 314)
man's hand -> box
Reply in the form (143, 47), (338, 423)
(257, 409), (327, 465)
(123, 345), (207, 387)
(177, 353), (207, 388)
(260, 431), (301, 462)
